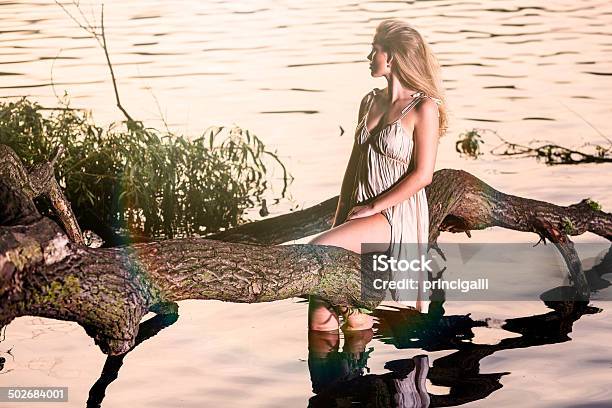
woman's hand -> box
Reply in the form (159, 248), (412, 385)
(346, 203), (379, 220)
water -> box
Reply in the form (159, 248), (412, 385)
(1, 0), (611, 406)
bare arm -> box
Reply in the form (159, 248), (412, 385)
(371, 98), (439, 213)
(332, 93), (370, 227)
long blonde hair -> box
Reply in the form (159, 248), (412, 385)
(374, 19), (448, 137)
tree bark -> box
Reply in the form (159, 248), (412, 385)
(1, 144), (610, 354)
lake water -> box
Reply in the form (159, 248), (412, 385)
(1, 0), (611, 406)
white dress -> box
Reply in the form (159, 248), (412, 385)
(351, 88), (441, 312)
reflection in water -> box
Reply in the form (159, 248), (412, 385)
(307, 301), (598, 408)
(0, 246), (608, 406)
(308, 329), (430, 407)
(87, 312), (179, 408)
(306, 248), (610, 407)
(308, 330), (373, 395)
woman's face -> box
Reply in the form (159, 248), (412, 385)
(367, 43), (390, 77)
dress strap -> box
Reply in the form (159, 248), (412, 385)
(366, 88), (379, 114)
(361, 89), (442, 130)
(410, 91), (443, 106)
(359, 88), (379, 128)
(396, 91), (442, 121)
(396, 92), (424, 122)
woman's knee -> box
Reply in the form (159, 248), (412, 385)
(309, 229), (339, 246)
(308, 234), (326, 245)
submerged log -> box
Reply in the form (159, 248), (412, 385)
(1, 144), (610, 354)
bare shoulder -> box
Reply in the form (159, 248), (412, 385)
(414, 97), (440, 125)
(358, 88), (380, 115)
(359, 91), (371, 109)
(360, 88), (381, 104)
(415, 97), (439, 116)
(413, 97), (440, 140)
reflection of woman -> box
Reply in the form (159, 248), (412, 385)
(308, 329), (430, 408)
(307, 329), (373, 395)
(393, 355), (431, 408)
(309, 19), (448, 331)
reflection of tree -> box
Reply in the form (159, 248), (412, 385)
(308, 249), (612, 407)
(86, 307), (178, 408)
(308, 300), (599, 408)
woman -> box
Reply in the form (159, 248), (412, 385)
(308, 19), (448, 332)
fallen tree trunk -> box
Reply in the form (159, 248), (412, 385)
(0, 214), (376, 354)
(209, 169), (612, 245)
(1, 145), (611, 354)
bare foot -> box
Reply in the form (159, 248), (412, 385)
(308, 330), (340, 358)
(340, 309), (374, 331)
(342, 328), (374, 353)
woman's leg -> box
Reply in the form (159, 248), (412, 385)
(308, 213), (391, 331)
(309, 213), (390, 253)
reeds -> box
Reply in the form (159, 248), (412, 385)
(0, 96), (290, 242)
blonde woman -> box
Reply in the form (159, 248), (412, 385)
(309, 19), (448, 331)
